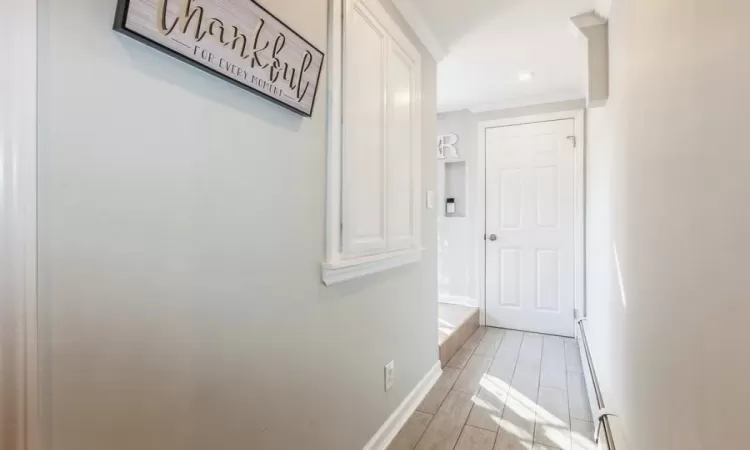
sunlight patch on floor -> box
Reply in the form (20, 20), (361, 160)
(389, 328), (596, 450)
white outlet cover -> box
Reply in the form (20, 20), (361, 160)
(384, 361), (395, 391)
(426, 190), (435, 210)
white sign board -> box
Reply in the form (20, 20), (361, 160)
(114, 0), (325, 116)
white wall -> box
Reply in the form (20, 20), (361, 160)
(436, 100), (585, 308)
(585, 0), (750, 448)
(35, 1), (437, 449)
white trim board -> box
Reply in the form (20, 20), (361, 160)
(325, 0), (344, 266)
(323, 248), (424, 285)
(362, 361), (442, 450)
(476, 110), (586, 330)
(576, 319), (630, 449)
(576, 321), (600, 428)
(0, 0), (39, 449)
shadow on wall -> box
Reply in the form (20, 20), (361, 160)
(408, 0), (522, 50)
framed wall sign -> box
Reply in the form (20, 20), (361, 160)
(114, 0), (325, 116)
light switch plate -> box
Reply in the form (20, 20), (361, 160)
(384, 361), (395, 391)
(426, 190), (435, 209)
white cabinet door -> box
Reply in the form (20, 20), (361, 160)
(386, 41), (419, 251)
(485, 119), (576, 337)
(342, 1), (388, 257)
(322, 0), (423, 284)
(341, 0), (421, 258)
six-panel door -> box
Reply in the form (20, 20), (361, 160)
(485, 119), (576, 337)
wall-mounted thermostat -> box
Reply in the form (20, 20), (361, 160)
(446, 198), (456, 216)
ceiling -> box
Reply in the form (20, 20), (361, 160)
(404, 0), (597, 112)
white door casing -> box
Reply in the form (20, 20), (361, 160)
(1, 0), (39, 448)
(484, 119), (577, 337)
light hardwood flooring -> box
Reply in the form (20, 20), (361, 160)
(388, 327), (596, 450)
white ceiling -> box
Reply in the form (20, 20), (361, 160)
(404, 0), (597, 112)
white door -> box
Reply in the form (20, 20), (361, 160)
(485, 119), (576, 337)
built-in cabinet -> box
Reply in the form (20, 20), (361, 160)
(323, 0), (423, 285)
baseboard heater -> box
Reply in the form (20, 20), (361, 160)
(576, 318), (627, 450)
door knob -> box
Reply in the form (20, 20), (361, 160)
(488, 234), (497, 241)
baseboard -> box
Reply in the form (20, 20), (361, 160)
(362, 361), (442, 450)
(575, 320), (599, 422)
(576, 319), (629, 450)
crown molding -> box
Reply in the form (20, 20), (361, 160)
(438, 92), (586, 115)
(390, 0), (446, 62)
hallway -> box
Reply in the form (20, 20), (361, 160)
(6, 0), (750, 448)
(389, 328), (595, 450)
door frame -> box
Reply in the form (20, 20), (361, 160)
(1, 0), (40, 448)
(476, 110), (585, 329)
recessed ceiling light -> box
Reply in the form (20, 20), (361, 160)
(518, 71), (534, 81)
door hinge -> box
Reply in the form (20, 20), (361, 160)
(567, 135), (577, 148)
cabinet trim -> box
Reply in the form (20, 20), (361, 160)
(323, 0), (423, 284)
(322, 248), (424, 286)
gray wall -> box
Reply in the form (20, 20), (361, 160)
(36, 1), (437, 449)
(585, 0), (750, 448)
(436, 100), (585, 307)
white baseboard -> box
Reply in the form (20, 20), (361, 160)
(362, 361), (442, 450)
(576, 320), (629, 450)
(575, 320), (599, 423)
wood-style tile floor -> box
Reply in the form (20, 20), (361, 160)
(388, 327), (596, 450)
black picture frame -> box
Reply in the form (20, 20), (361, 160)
(113, 0), (325, 117)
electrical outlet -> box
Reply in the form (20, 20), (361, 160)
(384, 361), (395, 392)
